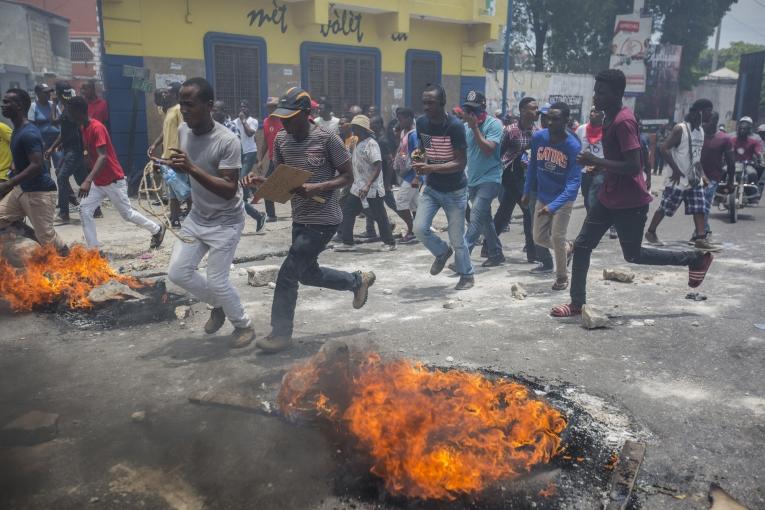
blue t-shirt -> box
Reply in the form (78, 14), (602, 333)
(401, 129), (418, 183)
(10, 123), (57, 192)
(524, 129), (581, 213)
(465, 116), (503, 187)
(416, 113), (467, 192)
(28, 101), (59, 148)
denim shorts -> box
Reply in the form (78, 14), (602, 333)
(659, 185), (708, 216)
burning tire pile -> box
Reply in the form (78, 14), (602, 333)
(275, 341), (645, 509)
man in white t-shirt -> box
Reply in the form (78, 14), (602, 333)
(314, 100), (340, 135)
(645, 99), (718, 251)
(234, 100), (264, 230)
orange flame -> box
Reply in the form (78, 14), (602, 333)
(278, 351), (567, 500)
(0, 244), (142, 311)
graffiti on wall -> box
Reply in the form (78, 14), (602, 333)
(320, 5), (364, 43)
(247, 0), (288, 34)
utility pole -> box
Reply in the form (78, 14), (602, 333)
(712, 22), (722, 71)
(501, 0), (513, 116)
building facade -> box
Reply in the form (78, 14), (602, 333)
(99, 0), (504, 176)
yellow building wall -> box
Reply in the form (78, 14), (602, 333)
(102, 0), (502, 77)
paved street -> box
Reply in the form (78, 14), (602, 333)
(1, 192), (763, 509)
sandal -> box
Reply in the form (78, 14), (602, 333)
(552, 278), (569, 291)
(551, 303), (581, 317)
(689, 252), (714, 289)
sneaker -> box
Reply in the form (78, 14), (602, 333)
(256, 213), (266, 233)
(204, 307), (226, 334)
(266, 216), (278, 223)
(644, 230), (662, 246)
(430, 247), (454, 275)
(150, 224), (166, 249)
(55, 214), (70, 225)
(481, 256), (505, 267)
(358, 231), (377, 239)
(694, 237), (722, 252)
(331, 233), (342, 243)
(609, 227), (618, 239)
(231, 327), (255, 348)
(353, 271), (376, 309)
(93, 207), (103, 218)
(400, 233), (417, 244)
(256, 334), (293, 353)
(530, 263), (554, 274)
(334, 243), (356, 252)
(447, 262), (457, 273)
(455, 275), (475, 290)
(381, 243), (397, 251)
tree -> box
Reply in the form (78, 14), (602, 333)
(698, 41), (765, 74)
(647, 0), (737, 89)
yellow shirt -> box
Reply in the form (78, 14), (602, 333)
(162, 104), (182, 158)
(0, 123), (12, 181)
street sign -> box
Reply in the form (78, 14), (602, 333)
(131, 76), (154, 93)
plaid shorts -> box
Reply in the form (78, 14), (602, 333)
(659, 186), (709, 217)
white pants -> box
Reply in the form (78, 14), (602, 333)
(79, 179), (160, 248)
(168, 217), (251, 329)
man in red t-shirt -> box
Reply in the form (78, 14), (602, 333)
(80, 80), (110, 130)
(67, 97), (164, 250)
(551, 69), (714, 318)
(260, 96), (283, 221)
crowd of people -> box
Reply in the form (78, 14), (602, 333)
(1, 67), (764, 352)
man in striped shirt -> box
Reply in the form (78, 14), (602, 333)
(243, 88), (376, 353)
(412, 84), (473, 290)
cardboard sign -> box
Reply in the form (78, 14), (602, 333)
(253, 164), (326, 204)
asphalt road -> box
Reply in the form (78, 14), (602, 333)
(0, 192), (763, 509)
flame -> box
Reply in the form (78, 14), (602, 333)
(278, 351), (567, 500)
(0, 244), (142, 311)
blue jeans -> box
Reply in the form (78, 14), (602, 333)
(57, 149), (87, 215)
(240, 151), (262, 221)
(413, 186), (474, 276)
(466, 182), (502, 259)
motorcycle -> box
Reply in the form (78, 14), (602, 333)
(714, 160), (762, 223)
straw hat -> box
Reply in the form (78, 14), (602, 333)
(350, 114), (374, 133)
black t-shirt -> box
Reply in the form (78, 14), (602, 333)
(10, 123), (57, 192)
(59, 110), (83, 152)
(416, 113), (467, 192)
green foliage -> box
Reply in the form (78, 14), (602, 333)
(698, 41), (765, 74)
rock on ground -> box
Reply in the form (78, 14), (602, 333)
(581, 305), (609, 329)
(0, 411), (59, 446)
(247, 265), (281, 287)
(603, 268), (635, 283)
(0, 230), (39, 269)
(88, 281), (147, 305)
(511, 283), (527, 300)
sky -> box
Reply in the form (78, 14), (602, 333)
(708, 0), (765, 49)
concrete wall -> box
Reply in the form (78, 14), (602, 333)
(486, 70), (596, 123)
(676, 80), (738, 127)
(0, 4), (34, 69)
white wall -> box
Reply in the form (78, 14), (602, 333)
(486, 70), (596, 123)
(675, 80), (737, 128)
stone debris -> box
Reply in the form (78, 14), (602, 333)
(0, 411), (59, 446)
(581, 305), (609, 330)
(603, 268), (635, 283)
(644, 319), (656, 326)
(88, 281), (147, 305)
(247, 265), (281, 287)
(511, 283), (527, 300)
(686, 292), (707, 301)
(0, 229), (39, 269)
(443, 300), (462, 309)
(382, 289), (393, 295)
(267, 282), (277, 289)
(445, 356), (454, 362)
(174, 306), (191, 320)
(130, 411), (146, 423)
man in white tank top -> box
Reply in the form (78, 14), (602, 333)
(644, 99), (720, 252)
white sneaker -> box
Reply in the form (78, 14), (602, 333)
(380, 243), (397, 251)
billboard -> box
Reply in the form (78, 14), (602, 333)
(609, 14), (653, 94)
(734, 51), (765, 124)
(638, 44), (683, 121)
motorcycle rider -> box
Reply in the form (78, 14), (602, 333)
(730, 116), (763, 202)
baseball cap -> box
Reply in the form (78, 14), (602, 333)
(34, 84), (51, 94)
(350, 114), (374, 133)
(272, 87), (313, 119)
(739, 116), (753, 125)
(540, 102), (551, 115)
(462, 90), (486, 109)
(168, 82), (182, 95)
(266, 96), (279, 107)
(758, 124), (765, 132)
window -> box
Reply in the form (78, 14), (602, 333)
(406, 51), (442, 113)
(204, 33), (267, 120)
(49, 24), (70, 58)
(301, 43), (380, 114)
(70, 41), (94, 63)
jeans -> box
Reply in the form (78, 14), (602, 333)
(494, 171), (535, 256)
(168, 218), (250, 329)
(79, 179), (161, 248)
(533, 201), (574, 278)
(57, 149), (87, 216)
(341, 194), (395, 245)
(580, 171), (605, 213)
(466, 182), (502, 259)
(413, 186), (474, 276)
(528, 193), (554, 267)
(264, 160), (276, 218)
(240, 151), (262, 221)
(570, 198), (701, 306)
(272, 223), (360, 337)
(703, 181), (718, 234)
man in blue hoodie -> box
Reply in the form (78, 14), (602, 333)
(523, 102), (581, 291)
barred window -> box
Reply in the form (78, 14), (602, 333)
(212, 43), (262, 119)
(306, 50), (376, 113)
(406, 51), (441, 114)
(70, 41), (94, 62)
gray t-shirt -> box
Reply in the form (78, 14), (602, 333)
(179, 122), (244, 226)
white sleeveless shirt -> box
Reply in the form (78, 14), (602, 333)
(663, 122), (703, 190)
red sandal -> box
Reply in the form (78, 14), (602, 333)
(551, 303), (582, 317)
(688, 252), (714, 289)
